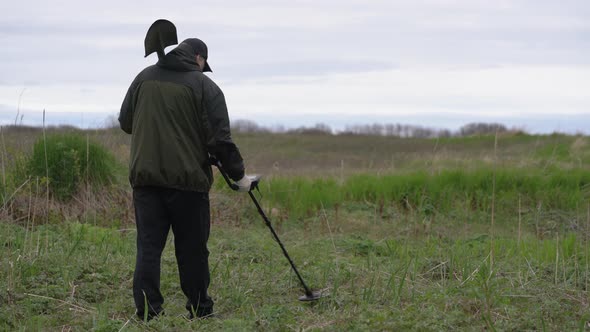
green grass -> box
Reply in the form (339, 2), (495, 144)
(25, 133), (118, 200)
(2, 128), (590, 330)
(1, 208), (590, 331)
(252, 168), (590, 220)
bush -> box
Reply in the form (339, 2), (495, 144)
(27, 133), (117, 200)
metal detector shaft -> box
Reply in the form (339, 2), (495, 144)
(212, 158), (313, 296)
(246, 190), (313, 296)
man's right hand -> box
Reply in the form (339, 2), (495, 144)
(235, 175), (252, 192)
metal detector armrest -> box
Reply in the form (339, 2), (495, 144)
(247, 175), (261, 191)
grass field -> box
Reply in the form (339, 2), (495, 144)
(1, 127), (590, 330)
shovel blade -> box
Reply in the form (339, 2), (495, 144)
(144, 19), (178, 58)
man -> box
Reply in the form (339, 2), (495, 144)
(119, 20), (251, 320)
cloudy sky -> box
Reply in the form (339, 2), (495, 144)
(0, 0), (588, 132)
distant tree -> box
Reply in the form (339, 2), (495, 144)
(370, 123), (384, 136)
(270, 124), (286, 133)
(384, 124), (399, 137)
(288, 123), (333, 135)
(458, 123), (508, 136)
(225, 119), (527, 138)
(413, 126), (436, 138)
(439, 129), (452, 138)
(401, 125), (411, 138)
(1, 124), (41, 134)
(314, 123), (333, 134)
(340, 123), (450, 138)
(103, 115), (119, 129)
(231, 119), (270, 133)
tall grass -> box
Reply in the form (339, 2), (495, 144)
(24, 133), (117, 200)
(256, 168), (590, 219)
(2, 128), (590, 330)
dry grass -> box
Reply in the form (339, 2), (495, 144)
(1, 181), (133, 227)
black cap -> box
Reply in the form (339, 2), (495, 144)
(181, 38), (212, 72)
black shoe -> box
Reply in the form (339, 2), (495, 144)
(136, 309), (164, 322)
(187, 308), (214, 320)
(186, 298), (214, 320)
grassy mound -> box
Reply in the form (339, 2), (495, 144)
(26, 133), (117, 200)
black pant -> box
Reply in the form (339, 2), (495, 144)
(133, 187), (214, 318)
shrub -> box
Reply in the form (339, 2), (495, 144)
(27, 133), (117, 200)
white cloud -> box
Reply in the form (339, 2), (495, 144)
(0, 0), (589, 132)
(224, 65), (590, 118)
(0, 84), (124, 114)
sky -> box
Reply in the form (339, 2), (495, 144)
(0, 0), (589, 133)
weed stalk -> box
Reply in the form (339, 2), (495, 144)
(555, 232), (559, 285)
(586, 202), (589, 291)
(518, 195), (522, 249)
(43, 109), (49, 223)
(490, 130), (498, 269)
(33, 177), (40, 256)
(24, 174), (33, 255)
(0, 125), (6, 198)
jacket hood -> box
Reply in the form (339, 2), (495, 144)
(156, 43), (201, 72)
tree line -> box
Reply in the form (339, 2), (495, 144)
(0, 118), (523, 138)
(231, 120), (522, 138)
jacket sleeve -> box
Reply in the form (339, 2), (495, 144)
(118, 75), (141, 134)
(202, 77), (245, 181)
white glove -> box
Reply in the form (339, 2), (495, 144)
(235, 175), (252, 192)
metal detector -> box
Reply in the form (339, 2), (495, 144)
(211, 158), (325, 302)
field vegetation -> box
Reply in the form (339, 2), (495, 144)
(1, 124), (590, 330)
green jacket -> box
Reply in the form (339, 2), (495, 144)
(119, 42), (244, 191)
